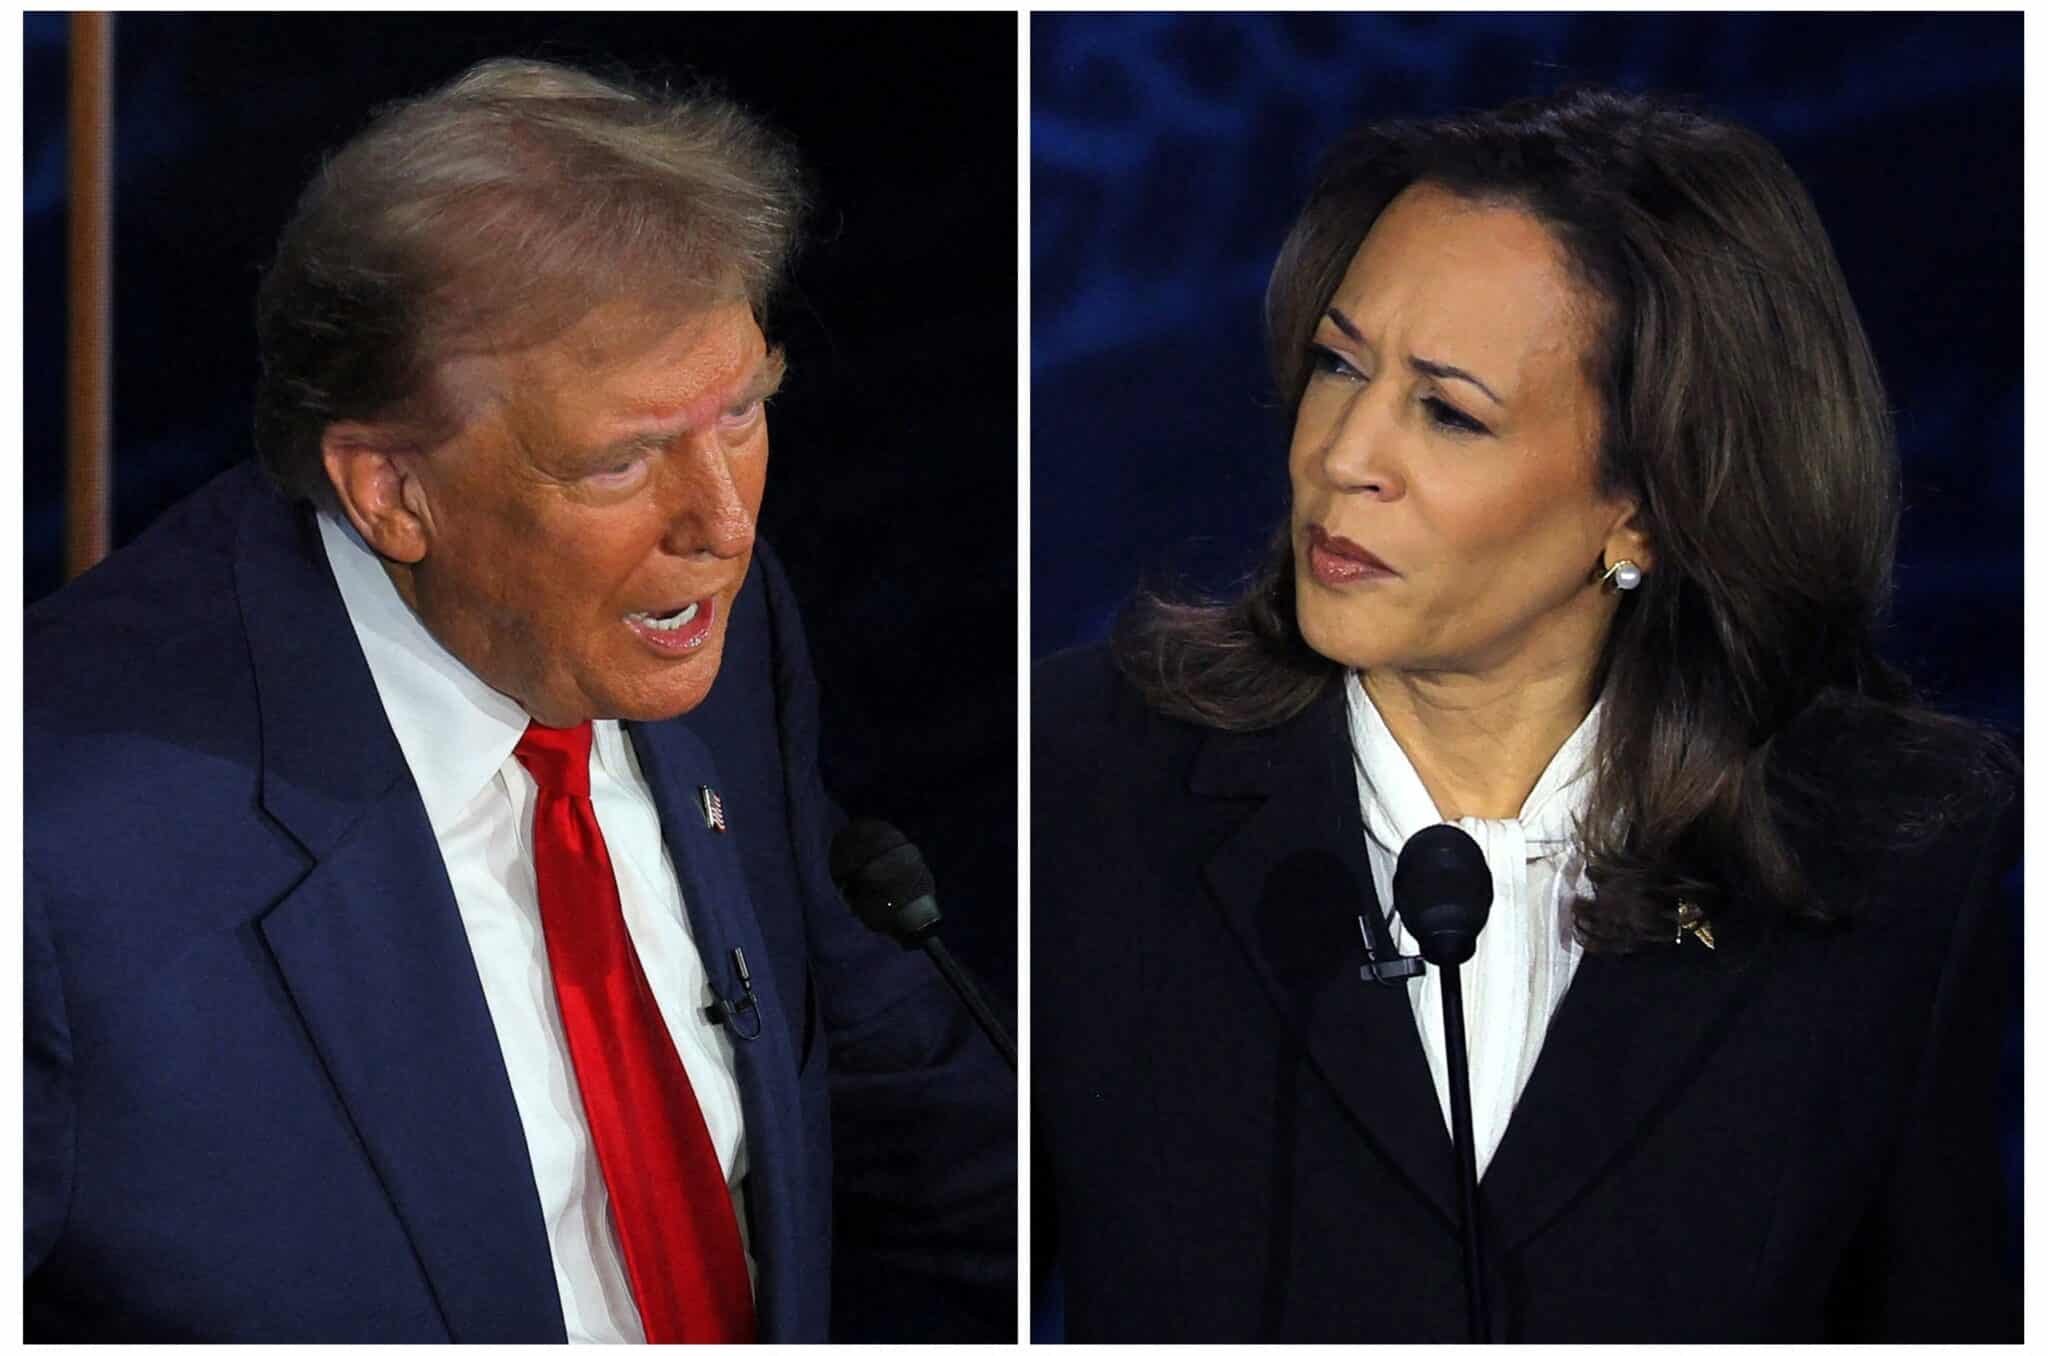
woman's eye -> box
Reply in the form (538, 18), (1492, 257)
(1308, 344), (1363, 381)
(1424, 396), (1489, 436)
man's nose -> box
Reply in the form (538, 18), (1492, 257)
(660, 439), (756, 559)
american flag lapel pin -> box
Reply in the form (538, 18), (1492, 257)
(698, 785), (728, 833)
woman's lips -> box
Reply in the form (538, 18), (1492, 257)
(1306, 524), (1399, 585)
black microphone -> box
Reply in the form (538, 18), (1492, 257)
(829, 819), (1017, 1072)
(1392, 823), (1494, 1342)
(1394, 824), (1493, 964)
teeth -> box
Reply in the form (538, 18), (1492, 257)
(628, 602), (701, 632)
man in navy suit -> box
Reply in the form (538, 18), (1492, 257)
(25, 57), (1013, 1342)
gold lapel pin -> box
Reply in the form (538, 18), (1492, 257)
(1675, 899), (1715, 950)
(698, 785), (728, 833)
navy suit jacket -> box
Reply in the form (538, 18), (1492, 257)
(1033, 645), (2017, 1342)
(25, 463), (1015, 1342)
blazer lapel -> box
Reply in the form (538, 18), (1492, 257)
(235, 483), (563, 1342)
(258, 795), (567, 1342)
(1195, 680), (1774, 1257)
(628, 719), (808, 1343)
(1196, 684), (1462, 1232)
(1480, 910), (1770, 1254)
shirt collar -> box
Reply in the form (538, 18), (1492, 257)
(1346, 671), (1602, 857)
(317, 512), (533, 833)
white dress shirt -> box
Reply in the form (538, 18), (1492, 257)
(1345, 673), (1597, 1179)
(318, 513), (753, 1343)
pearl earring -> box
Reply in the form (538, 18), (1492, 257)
(1600, 559), (1643, 591)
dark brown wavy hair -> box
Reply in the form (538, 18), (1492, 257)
(1113, 87), (2012, 951)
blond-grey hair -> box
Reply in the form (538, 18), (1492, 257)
(253, 57), (806, 508)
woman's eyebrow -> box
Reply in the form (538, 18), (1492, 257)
(1410, 355), (1502, 407)
(1323, 305), (1504, 407)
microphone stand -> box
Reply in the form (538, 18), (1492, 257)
(919, 934), (1017, 1072)
(1437, 963), (1488, 1343)
(1389, 822), (1497, 1342)
(829, 819), (1017, 1073)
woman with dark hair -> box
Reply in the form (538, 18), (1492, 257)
(1033, 87), (2018, 1342)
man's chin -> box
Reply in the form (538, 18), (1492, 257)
(599, 653), (727, 724)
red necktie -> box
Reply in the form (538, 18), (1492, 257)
(515, 721), (756, 1344)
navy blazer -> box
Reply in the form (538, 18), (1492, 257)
(25, 463), (1015, 1342)
(1033, 645), (2017, 1342)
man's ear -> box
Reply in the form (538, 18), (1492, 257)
(321, 425), (431, 565)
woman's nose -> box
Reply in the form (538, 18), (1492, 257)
(1316, 388), (1406, 500)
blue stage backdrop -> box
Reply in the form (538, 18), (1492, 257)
(1031, 11), (2019, 1340)
(26, 14), (1018, 1001)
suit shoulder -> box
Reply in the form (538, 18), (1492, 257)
(1034, 642), (1205, 763)
(746, 535), (798, 601)
(1768, 694), (2018, 934)
(719, 536), (812, 692)
(1032, 642), (1220, 844)
(27, 463), (267, 704)
(1772, 694), (2016, 839)
(26, 466), (279, 873)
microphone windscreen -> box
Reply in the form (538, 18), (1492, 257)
(831, 817), (911, 887)
(1392, 823), (1493, 965)
(830, 818), (941, 943)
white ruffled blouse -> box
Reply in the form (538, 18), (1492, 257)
(1344, 672), (1599, 1179)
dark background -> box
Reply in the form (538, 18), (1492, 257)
(1032, 11), (2020, 1339)
(24, 14), (1017, 1001)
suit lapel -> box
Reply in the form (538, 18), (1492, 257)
(1481, 910), (1769, 1254)
(628, 719), (807, 1343)
(258, 793), (567, 1341)
(235, 482), (563, 1342)
(1197, 685), (1463, 1231)
(1196, 680), (1773, 1253)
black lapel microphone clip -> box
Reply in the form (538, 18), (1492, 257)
(1357, 902), (1427, 986)
(703, 946), (763, 1040)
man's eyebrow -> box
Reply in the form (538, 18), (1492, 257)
(591, 345), (790, 458)
(744, 344), (790, 402)
(706, 343), (789, 412)
(1322, 306), (1504, 407)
